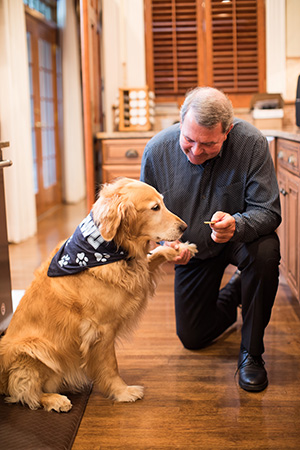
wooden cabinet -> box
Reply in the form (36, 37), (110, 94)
(96, 134), (154, 184)
(266, 136), (276, 169)
(276, 138), (300, 301)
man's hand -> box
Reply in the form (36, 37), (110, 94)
(209, 211), (236, 243)
(164, 240), (192, 265)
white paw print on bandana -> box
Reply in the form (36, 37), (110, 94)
(94, 252), (111, 263)
(58, 254), (70, 267)
(76, 252), (89, 266)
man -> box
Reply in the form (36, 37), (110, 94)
(140, 87), (281, 392)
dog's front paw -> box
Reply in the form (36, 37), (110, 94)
(164, 242), (198, 261)
(178, 242), (198, 257)
(113, 385), (144, 402)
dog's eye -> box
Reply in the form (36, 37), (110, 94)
(151, 204), (160, 211)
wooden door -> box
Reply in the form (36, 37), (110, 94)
(26, 13), (62, 216)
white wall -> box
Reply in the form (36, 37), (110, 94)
(0, 0), (37, 243)
(266, 0), (286, 96)
(102, 0), (146, 132)
(58, 0), (86, 203)
(285, 0), (300, 101)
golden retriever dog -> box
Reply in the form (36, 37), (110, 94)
(0, 178), (197, 412)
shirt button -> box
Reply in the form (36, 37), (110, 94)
(202, 195), (206, 199)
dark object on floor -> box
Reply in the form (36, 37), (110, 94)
(238, 348), (268, 392)
(0, 384), (92, 450)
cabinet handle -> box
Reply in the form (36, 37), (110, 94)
(280, 188), (287, 196)
(0, 159), (13, 168)
(125, 149), (139, 159)
(288, 155), (296, 166)
(277, 151), (284, 159)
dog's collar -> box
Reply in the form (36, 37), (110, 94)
(47, 212), (128, 277)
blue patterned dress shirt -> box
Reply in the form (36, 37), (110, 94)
(140, 119), (281, 260)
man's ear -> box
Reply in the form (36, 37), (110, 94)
(225, 124), (234, 137)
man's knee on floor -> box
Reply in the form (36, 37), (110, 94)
(177, 328), (210, 351)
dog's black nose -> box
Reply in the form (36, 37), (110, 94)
(179, 223), (187, 233)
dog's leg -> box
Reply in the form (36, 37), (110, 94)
(6, 354), (45, 410)
(86, 338), (144, 402)
(148, 243), (198, 272)
(148, 245), (178, 272)
(40, 393), (72, 412)
(5, 354), (72, 412)
(40, 373), (72, 412)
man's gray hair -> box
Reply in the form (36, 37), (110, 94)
(180, 87), (234, 133)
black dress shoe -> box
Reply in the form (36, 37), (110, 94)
(237, 348), (268, 392)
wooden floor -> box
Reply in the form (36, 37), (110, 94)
(9, 202), (300, 450)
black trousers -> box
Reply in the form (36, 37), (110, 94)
(174, 233), (280, 356)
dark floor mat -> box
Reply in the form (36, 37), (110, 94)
(0, 384), (92, 450)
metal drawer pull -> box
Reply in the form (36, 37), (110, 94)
(125, 149), (139, 159)
(280, 188), (287, 196)
(0, 159), (13, 168)
(277, 151), (284, 159)
(288, 156), (296, 166)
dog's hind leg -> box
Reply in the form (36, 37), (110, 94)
(40, 373), (72, 412)
(5, 354), (72, 412)
(6, 354), (44, 410)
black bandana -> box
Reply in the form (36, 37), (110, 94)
(47, 212), (128, 277)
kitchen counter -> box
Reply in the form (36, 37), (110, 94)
(262, 127), (300, 142)
(95, 131), (156, 140)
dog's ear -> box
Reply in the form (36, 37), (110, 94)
(93, 190), (137, 241)
(116, 199), (138, 240)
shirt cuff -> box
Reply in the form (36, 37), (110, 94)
(231, 213), (245, 241)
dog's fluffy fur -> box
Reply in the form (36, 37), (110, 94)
(0, 178), (197, 412)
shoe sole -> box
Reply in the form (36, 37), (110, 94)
(239, 378), (268, 392)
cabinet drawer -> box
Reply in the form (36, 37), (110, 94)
(102, 139), (147, 164)
(102, 165), (141, 183)
(277, 139), (300, 176)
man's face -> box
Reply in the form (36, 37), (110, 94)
(179, 110), (232, 165)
